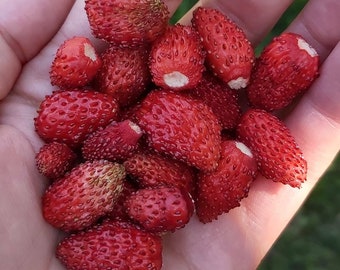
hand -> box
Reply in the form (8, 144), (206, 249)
(1, 0), (339, 269)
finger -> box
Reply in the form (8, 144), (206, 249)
(286, 0), (340, 62)
(178, 0), (294, 45)
(0, 0), (75, 99)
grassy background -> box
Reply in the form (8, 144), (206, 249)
(172, 1), (340, 269)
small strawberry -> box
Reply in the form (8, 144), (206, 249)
(125, 186), (194, 233)
(237, 109), (307, 188)
(123, 150), (195, 194)
(35, 142), (77, 180)
(50, 36), (102, 88)
(85, 0), (169, 46)
(195, 140), (257, 223)
(247, 32), (319, 111)
(34, 90), (119, 148)
(183, 72), (241, 130)
(149, 24), (205, 91)
(96, 45), (151, 107)
(56, 220), (163, 270)
(192, 7), (255, 89)
(42, 160), (125, 231)
(82, 120), (143, 162)
(135, 90), (222, 171)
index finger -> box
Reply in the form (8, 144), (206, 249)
(0, 0), (75, 99)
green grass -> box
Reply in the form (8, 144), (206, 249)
(170, 0), (198, 24)
(171, 1), (340, 268)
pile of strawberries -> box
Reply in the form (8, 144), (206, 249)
(33, 0), (319, 269)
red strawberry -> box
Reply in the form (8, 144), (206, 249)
(192, 7), (255, 89)
(85, 0), (169, 46)
(42, 160), (125, 231)
(123, 150), (195, 194)
(34, 90), (119, 148)
(96, 45), (151, 107)
(50, 36), (102, 88)
(82, 120), (143, 162)
(184, 72), (241, 130)
(106, 180), (138, 221)
(247, 32), (319, 111)
(195, 140), (258, 223)
(125, 186), (194, 232)
(135, 90), (222, 171)
(237, 109), (307, 187)
(56, 220), (162, 270)
(149, 24), (205, 91)
(35, 142), (77, 180)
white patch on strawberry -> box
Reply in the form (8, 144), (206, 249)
(84, 43), (97, 61)
(128, 120), (142, 135)
(235, 141), (253, 158)
(297, 38), (318, 57)
(163, 71), (189, 88)
(227, 77), (249, 89)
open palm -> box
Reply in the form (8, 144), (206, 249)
(1, 0), (340, 269)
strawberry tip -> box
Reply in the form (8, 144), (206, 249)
(163, 71), (189, 88)
(297, 38), (318, 57)
(84, 43), (98, 61)
(128, 120), (143, 135)
(235, 141), (253, 158)
(227, 77), (249, 89)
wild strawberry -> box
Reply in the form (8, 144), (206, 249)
(183, 72), (241, 130)
(56, 220), (163, 270)
(35, 142), (77, 180)
(96, 45), (151, 107)
(237, 109), (307, 188)
(149, 24), (205, 91)
(50, 36), (102, 88)
(125, 186), (194, 233)
(123, 150), (195, 194)
(247, 32), (319, 111)
(42, 160), (125, 232)
(192, 7), (255, 89)
(195, 140), (257, 223)
(135, 90), (222, 171)
(85, 0), (169, 46)
(82, 120), (143, 162)
(34, 90), (119, 148)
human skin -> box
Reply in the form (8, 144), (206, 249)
(0, 0), (340, 269)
